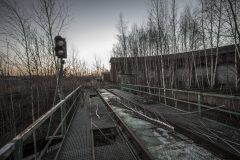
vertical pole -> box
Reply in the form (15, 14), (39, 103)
(174, 91), (177, 108)
(198, 94), (201, 116)
(33, 131), (37, 160)
(158, 88), (161, 103)
(164, 88), (167, 105)
(14, 139), (22, 160)
(59, 58), (66, 135)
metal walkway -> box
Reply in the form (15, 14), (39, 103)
(56, 91), (136, 160)
(2, 86), (239, 159)
(0, 87), (136, 160)
(56, 93), (93, 160)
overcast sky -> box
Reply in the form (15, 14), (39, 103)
(65, 0), (149, 69)
(64, 0), (197, 69)
(2, 0), (197, 70)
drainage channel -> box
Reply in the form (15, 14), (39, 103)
(98, 89), (220, 160)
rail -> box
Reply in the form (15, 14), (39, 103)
(121, 83), (240, 116)
(0, 86), (82, 160)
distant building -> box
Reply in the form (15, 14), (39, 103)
(110, 44), (239, 89)
(101, 71), (111, 82)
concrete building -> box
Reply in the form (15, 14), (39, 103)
(110, 44), (239, 90)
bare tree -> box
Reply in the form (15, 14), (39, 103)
(33, 0), (70, 71)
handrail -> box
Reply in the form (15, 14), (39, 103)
(121, 84), (240, 116)
(122, 83), (240, 100)
(0, 86), (81, 160)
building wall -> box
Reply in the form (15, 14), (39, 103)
(110, 44), (239, 89)
(217, 65), (236, 85)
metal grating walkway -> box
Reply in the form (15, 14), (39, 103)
(57, 93), (93, 160)
(56, 91), (136, 160)
(94, 144), (135, 160)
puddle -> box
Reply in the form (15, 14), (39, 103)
(100, 90), (219, 160)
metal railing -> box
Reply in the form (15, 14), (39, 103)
(120, 84), (240, 158)
(121, 83), (240, 117)
(0, 86), (82, 160)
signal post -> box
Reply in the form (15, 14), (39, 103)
(54, 35), (67, 135)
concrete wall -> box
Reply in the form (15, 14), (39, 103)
(217, 65), (236, 85)
(110, 44), (239, 89)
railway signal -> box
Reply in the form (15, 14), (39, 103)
(54, 35), (67, 58)
(54, 35), (67, 135)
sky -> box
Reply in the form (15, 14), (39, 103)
(1, 0), (197, 70)
(65, 0), (149, 69)
(64, 0), (198, 70)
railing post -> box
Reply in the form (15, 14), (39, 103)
(198, 94), (201, 116)
(187, 92), (190, 111)
(33, 131), (37, 160)
(164, 88), (166, 105)
(158, 88), (161, 103)
(174, 91), (177, 108)
(14, 139), (23, 160)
